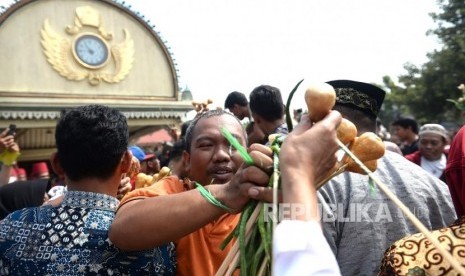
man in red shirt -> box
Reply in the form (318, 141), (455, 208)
(405, 123), (449, 181)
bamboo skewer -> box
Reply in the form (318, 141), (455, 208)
(219, 135), (464, 276)
(216, 203), (263, 276)
(337, 139), (465, 274)
(257, 258), (268, 276)
(224, 251), (240, 276)
(271, 152), (279, 240)
(316, 163), (347, 189)
(217, 242), (239, 276)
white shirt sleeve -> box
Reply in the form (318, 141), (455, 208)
(273, 220), (341, 276)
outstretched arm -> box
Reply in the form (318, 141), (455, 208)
(279, 112), (341, 219)
(109, 149), (272, 251)
(274, 112), (342, 275)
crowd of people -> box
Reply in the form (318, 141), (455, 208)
(0, 79), (463, 275)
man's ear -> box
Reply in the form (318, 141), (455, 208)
(182, 150), (191, 172)
(121, 150), (132, 174)
(50, 152), (65, 177)
(252, 114), (261, 124)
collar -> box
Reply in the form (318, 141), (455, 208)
(62, 191), (119, 212)
(273, 123), (288, 135)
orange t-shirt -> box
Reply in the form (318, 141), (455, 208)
(119, 176), (239, 276)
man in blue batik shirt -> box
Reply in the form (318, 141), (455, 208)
(0, 105), (176, 275)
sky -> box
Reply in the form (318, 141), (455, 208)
(124, 0), (441, 112)
(1, 0), (442, 113)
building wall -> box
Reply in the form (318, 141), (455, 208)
(0, 0), (180, 107)
(0, 0), (193, 161)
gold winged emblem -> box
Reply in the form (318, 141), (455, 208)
(40, 6), (134, 85)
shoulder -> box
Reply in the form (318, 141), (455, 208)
(381, 152), (451, 191)
(276, 123), (289, 135)
(318, 171), (362, 204)
(2, 205), (45, 222)
(119, 176), (184, 207)
(447, 127), (465, 169)
(384, 141), (403, 155)
(0, 206), (47, 244)
(381, 152), (455, 217)
(404, 151), (421, 163)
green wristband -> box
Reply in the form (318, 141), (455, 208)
(195, 183), (234, 212)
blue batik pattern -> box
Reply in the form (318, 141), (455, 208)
(0, 191), (176, 275)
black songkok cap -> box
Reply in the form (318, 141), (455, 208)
(326, 80), (386, 118)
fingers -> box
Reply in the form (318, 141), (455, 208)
(249, 143), (272, 157)
(315, 111), (342, 154)
(0, 135), (15, 153)
(317, 110), (342, 130)
(249, 150), (273, 174)
(247, 186), (282, 203)
(0, 128), (8, 138)
(117, 177), (132, 200)
(241, 166), (270, 187)
(217, 164), (271, 212)
(119, 176), (131, 187)
(235, 165), (271, 204)
(10, 143), (19, 153)
(128, 157), (141, 178)
(292, 111), (342, 137)
(118, 185), (131, 196)
(279, 110), (341, 188)
(291, 114), (313, 135)
(1, 135), (14, 143)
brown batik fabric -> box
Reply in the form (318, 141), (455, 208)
(378, 216), (465, 276)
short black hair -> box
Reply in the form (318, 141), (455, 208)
(169, 139), (185, 162)
(333, 105), (376, 133)
(55, 105), (128, 181)
(224, 91), (248, 109)
(184, 110), (246, 153)
(249, 85), (284, 121)
(180, 120), (192, 139)
(392, 117), (419, 134)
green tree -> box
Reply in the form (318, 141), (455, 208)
(384, 0), (465, 125)
(377, 76), (409, 126)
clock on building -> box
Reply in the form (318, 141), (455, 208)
(72, 34), (110, 69)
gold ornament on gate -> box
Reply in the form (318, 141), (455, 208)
(40, 6), (134, 86)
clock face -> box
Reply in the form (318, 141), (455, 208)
(73, 34), (109, 68)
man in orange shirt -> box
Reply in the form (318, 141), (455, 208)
(109, 110), (273, 275)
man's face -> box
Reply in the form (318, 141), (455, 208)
(184, 114), (246, 185)
(392, 126), (408, 141)
(419, 133), (446, 161)
(229, 104), (246, 120)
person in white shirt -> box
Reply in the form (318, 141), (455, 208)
(273, 111), (342, 276)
